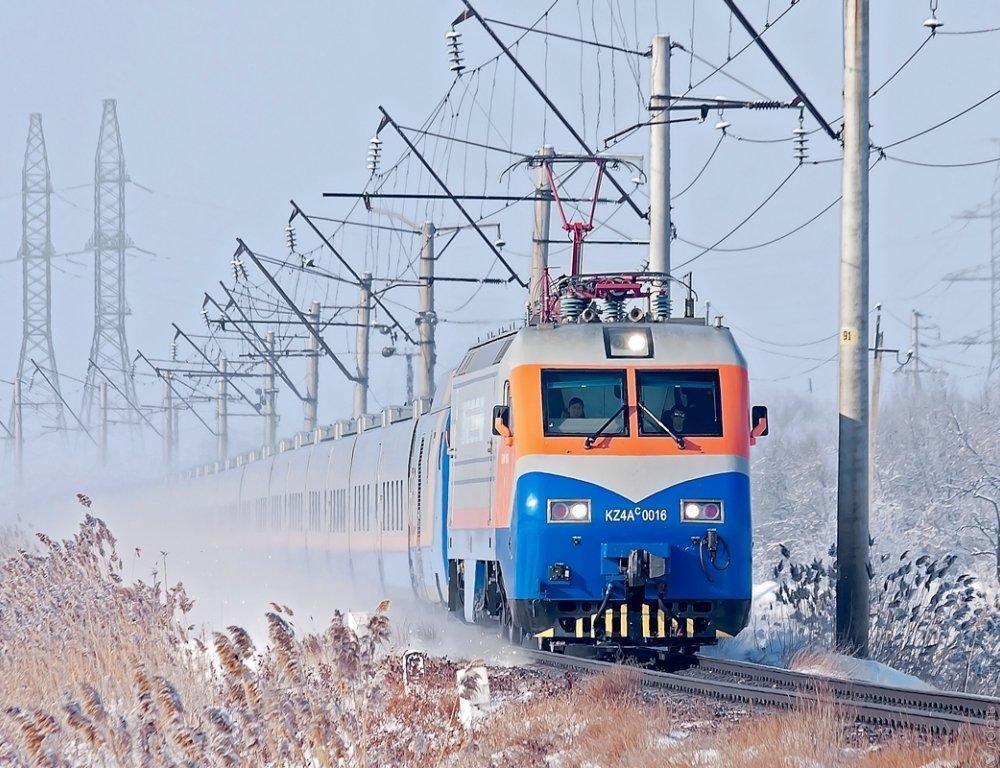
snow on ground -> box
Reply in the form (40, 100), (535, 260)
(791, 655), (935, 691)
(702, 581), (935, 690)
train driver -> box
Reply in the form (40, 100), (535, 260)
(663, 404), (687, 435)
(565, 397), (586, 419)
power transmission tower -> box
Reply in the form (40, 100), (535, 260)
(944, 159), (1000, 382)
(15, 114), (66, 432)
(82, 99), (138, 426)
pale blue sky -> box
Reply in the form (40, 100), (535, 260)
(2, 1), (998, 463)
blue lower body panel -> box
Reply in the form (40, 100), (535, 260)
(497, 470), (752, 642)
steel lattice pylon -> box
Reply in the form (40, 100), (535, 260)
(990, 161), (1000, 382)
(15, 114), (67, 432)
(82, 99), (137, 425)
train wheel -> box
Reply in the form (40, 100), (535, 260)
(498, 597), (527, 646)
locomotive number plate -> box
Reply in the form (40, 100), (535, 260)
(604, 508), (669, 522)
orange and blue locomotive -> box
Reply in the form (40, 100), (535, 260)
(175, 278), (767, 656)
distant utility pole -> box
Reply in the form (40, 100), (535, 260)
(529, 145), (555, 321)
(910, 309), (922, 390)
(648, 34), (672, 320)
(82, 99), (138, 426)
(869, 306), (883, 503)
(12, 380), (23, 484)
(15, 114), (67, 433)
(304, 301), (320, 431)
(992, 161), (1000, 381)
(216, 357), (228, 462)
(162, 372), (173, 467)
(263, 331), (277, 449)
(354, 273), (372, 418)
(836, 0), (871, 658)
(417, 224), (437, 402)
(98, 381), (109, 466)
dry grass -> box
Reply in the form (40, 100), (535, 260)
(0, 518), (995, 767)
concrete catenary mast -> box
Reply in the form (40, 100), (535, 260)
(417, 223), (437, 402)
(528, 145), (554, 321)
(648, 35), (672, 320)
(836, 0), (871, 657)
(354, 273), (372, 418)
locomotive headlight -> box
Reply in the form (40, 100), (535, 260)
(626, 334), (647, 353)
(604, 327), (653, 358)
(681, 500), (724, 523)
(548, 499), (591, 523)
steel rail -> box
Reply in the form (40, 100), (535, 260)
(522, 649), (999, 733)
(695, 655), (1000, 722)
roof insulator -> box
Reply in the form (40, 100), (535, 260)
(366, 135), (382, 176)
(446, 28), (465, 74)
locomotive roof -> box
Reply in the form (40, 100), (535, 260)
(495, 319), (746, 368)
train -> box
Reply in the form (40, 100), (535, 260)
(169, 292), (768, 658)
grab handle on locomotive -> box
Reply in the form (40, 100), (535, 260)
(492, 404), (513, 446)
(750, 404), (769, 444)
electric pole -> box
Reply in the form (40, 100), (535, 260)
(648, 34), (672, 320)
(354, 273), (372, 418)
(15, 114), (67, 433)
(12, 380), (23, 484)
(992, 160), (1000, 382)
(264, 331), (277, 449)
(82, 99), (138, 426)
(98, 381), (109, 466)
(836, 0), (871, 657)
(304, 301), (320, 430)
(911, 309), (922, 390)
(216, 357), (228, 462)
(417, 224), (437, 402)
(529, 145), (555, 321)
(869, 306), (883, 503)
(162, 372), (173, 468)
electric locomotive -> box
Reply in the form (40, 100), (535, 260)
(171, 272), (767, 657)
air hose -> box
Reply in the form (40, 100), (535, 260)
(696, 528), (731, 583)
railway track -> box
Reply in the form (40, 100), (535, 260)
(523, 649), (1000, 733)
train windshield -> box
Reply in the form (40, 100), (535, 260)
(637, 370), (723, 437)
(542, 370), (628, 436)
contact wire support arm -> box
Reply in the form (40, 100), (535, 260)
(457, 0), (647, 220)
(289, 202), (418, 344)
(236, 239), (360, 384)
(29, 359), (99, 446)
(134, 350), (217, 436)
(375, 107), (526, 288)
(172, 323), (263, 415)
(720, 0), (838, 140)
(208, 288), (307, 402)
(87, 357), (163, 436)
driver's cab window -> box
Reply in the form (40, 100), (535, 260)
(541, 370), (628, 436)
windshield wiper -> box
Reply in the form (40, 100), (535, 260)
(583, 404), (627, 449)
(637, 403), (686, 449)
